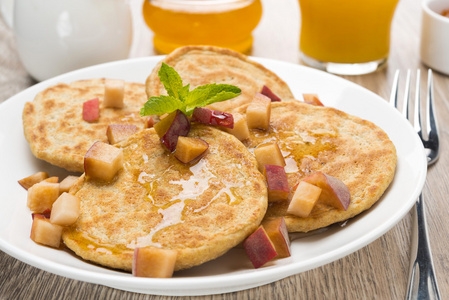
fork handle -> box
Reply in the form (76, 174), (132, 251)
(406, 193), (441, 300)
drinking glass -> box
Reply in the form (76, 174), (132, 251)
(142, 0), (262, 54)
(298, 0), (399, 75)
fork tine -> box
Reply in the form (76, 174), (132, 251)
(425, 69), (440, 165)
(389, 70), (400, 107)
(402, 70), (411, 118)
(414, 69), (422, 139)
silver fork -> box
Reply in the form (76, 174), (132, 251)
(390, 69), (441, 300)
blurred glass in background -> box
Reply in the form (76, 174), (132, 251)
(298, 0), (399, 75)
(142, 0), (262, 54)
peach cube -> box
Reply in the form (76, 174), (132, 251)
(264, 165), (289, 202)
(246, 93), (271, 130)
(303, 94), (324, 106)
(103, 79), (125, 108)
(243, 225), (278, 268)
(84, 141), (123, 182)
(262, 217), (291, 258)
(254, 142), (286, 172)
(59, 175), (79, 194)
(287, 181), (322, 217)
(132, 247), (178, 278)
(174, 136), (209, 164)
(144, 116), (155, 128)
(224, 112), (250, 141)
(261, 85), (281, 102)
(27, 181), (60, 213)
(190, 107), (234, 128)
(18, 171), (49, 190)
(106, 124), (138, 144)
(32, 209), (51, 220)
(30, 215), (63, 248)
(154, 111), (176, 138)
(155, 110), (191, 152)
(302, 172), (351, 210)
(44, 176), (59, 183)
(50, 192), (80, 226)
(82, 98), (100, 122)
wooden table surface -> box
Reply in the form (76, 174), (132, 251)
(1, 0), (448, 299)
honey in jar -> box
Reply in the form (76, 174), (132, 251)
(142, 0), (262, 54)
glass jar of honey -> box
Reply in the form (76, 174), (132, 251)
(142, 0), (262, 54)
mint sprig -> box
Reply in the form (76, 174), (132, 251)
(140, 63), (241, 117)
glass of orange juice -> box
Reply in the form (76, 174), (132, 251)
(298, 0), (399, 75)
(142, 0), (262, 54)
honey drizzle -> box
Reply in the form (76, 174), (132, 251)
(137, 171), (154, 184)
(248, 127), (336, 176)
(127, 200), (185, 248)
(128, 158), (245, 248)
(168, 159), (216, 202)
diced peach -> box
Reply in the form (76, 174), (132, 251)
(287, 181), (322, 217)
(59, 175), (79, 194)
(82, 98), (100, 122)
(84, 141), (123, 182)
(302, 172), (350, 210)
(32, 209), (51, 220)
(27, 181), (60, 213)
(254, 142), (286, 172)
(43, 176), (59, 183)
(18, 171), (49, 190)
(144, 116), (155, 128)
(246, 93), (271, 130)
(174, 137), (209, 164)
(191, 107), (234, 128)
(303, 94), (324, 106)
(262, 217), (291, 258)
(103, 79), (125, 108)
(132, 247), (177, 278)
(154, 111), (176, 138)
(50, 193), (80, 226)
(243, 225), (278, 268)
(154, 110), (190, 152)
(261, 85), (281, 102)
(30, 215), (63, 248)
(106, 124), (138, 144)
(264, 165), (289, 202)
(223, 112), (250, 141)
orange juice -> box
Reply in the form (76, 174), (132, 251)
(143, 0), (262, 54)
(298, 0), (399, 72)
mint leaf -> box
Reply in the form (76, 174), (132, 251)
(140, 95), (185, 116)
(184, 84), (241, 114)
(179, 83), (190, 101)
(140, 63), (241, 117)
(158, 63), (184, 99)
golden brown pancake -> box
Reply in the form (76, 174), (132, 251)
(22, 79), (148, 172)
(145, 46), (295, 113)
(62, 125), (267, 272)
(235, 101), (397, 232)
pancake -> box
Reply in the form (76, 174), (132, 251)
(23, 79), (148, 172)
(235, 101), (397, 232)
(145, 46), (295, 113)
(62, 125), (267, 272)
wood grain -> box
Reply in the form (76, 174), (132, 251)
(1, 0), (448, 299)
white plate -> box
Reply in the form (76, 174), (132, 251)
(0, 56), (427, 296)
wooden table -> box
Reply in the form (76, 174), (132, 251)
(1, 0), (448, 298)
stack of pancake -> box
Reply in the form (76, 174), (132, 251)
(22, 46), (396, 272)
